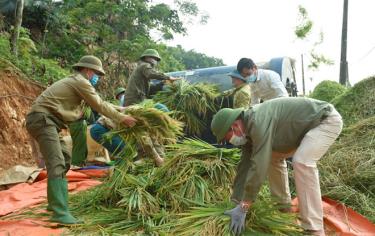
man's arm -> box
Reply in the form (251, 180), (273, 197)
(142, 64), (170, 81)
(231, 124), (273, 203)
(74, 79), (131, 124)
(268, 73), (288, 98)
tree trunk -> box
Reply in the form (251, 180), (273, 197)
(10, 0), (24, 58)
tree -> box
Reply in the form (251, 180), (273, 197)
(167, 45), (224, 69)
(0, 0), (25, 57)
(295, 5), (333, 70)
(10, 0), (24, 57)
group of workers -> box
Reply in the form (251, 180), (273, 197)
(26, 50), (342, 236)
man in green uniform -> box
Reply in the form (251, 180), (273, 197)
(26, 55), (136, 225)
(211, 97), (343, 236)
(124, 49), (178, 106)
(222, 70), (251, 109)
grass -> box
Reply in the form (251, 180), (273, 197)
(332, 76), (375, 126)
(319, 116), (375, 222)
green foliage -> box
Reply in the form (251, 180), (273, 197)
(308, 51), (334, 70)
(295, 6), (333, 70)
(0, 29), (68, 84)
(167, 45), (225, 69)
(1, 0), (222, 87)
(332, 76), (375, 126)
(310, 80), (347, 102)
(294, 5), (313, 39)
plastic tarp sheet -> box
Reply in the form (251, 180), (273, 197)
(0, 168), (107, 236)
(292, 197), (375, 235)
(1, 168), (374, 235)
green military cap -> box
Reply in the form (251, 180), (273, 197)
(211, 108), (244, 141)
(140, 49), (161, 61)
(115, 87), (126, 97)
(72, 55), (105, 76)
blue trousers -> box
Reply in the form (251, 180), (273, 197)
(90, 123), (125, 156)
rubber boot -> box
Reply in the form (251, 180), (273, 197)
(48, 178), (82, 225)
(47, 182), (52, 211)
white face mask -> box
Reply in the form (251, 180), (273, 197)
(229, 135), (247, 146)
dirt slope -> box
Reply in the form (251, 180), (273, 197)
(0, 59), (44, 172)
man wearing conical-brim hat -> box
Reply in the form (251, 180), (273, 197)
(211, 97), (343, 236)
(125, 49), (179, 106)
(25, 55), (137, 225)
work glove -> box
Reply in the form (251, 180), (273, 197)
(224, 204), (247, 235)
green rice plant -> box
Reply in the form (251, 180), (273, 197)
(153, 139), (240, 209)
(110, 104), (184, 148)
(153, 79), (220, 135)
(159, 201), (302, 236)
(116, 173), (160, 219)
(69, 138), (304, 235)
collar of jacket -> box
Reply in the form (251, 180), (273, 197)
(72, 71), (90, 80)
(139, 60), (155, 68)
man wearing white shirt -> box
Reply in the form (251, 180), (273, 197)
(237, 58), (288, 105)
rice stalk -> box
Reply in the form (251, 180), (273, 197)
(160, 201), (302, 236)
(109, 104), (184, 148)
(153, 79), (220, 135)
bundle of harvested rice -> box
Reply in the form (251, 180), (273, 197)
(69, 139), (302, 235)
(332, 76), (375, 126)
(158, 201), (301, 236)
(109, 102), (184, 147)
(319, 116), (375, 222)
(153, 79), (220, 135)
(309, 80), (347, 102)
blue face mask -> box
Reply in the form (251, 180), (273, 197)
(90, 74), (99, 87)
(248, 74), (257, 83)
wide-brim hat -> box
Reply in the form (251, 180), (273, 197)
(72, 55), (105, 76)
(211, 108), (244, 142)
(228, 69), (247, 82)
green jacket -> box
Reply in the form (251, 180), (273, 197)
(125, 61), (169, 106)
(233, 84), (251, 109)
(30, 72), (125, 124)
(231, 97), (333, 203)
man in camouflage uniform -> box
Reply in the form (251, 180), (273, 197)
(125, 49), (178, 106)
(26, 55), (136, 225)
